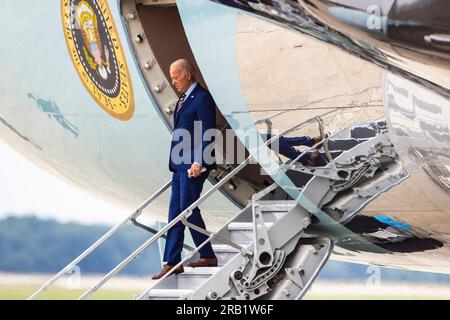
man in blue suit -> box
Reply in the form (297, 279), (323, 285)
(152, 59), (218, 280)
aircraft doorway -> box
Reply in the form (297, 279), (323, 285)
(121, 0), (276, 207)
(136, 3), (208, 95)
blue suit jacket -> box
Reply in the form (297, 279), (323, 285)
(169, 85), (217, 172)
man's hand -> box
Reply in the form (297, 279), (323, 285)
(188, 162), (202, 178)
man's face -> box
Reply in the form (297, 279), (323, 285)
(170, 66), (191, 94)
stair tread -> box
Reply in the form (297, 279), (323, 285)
(212, 244), (240, 252)
(148, 289), (194, 297)
(179, 267), (220, 276)
(257, 200), (297, 206)
(228, 222), (273, 231)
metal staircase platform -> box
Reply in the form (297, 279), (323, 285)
(29, 115), (407, 301)
(138, 187), (325, 300)
(145, 289), (194, 300)
(137, 119), (407, 300)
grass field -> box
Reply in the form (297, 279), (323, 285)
(2, 284), (450, 300)
(0, 285), (139, 300)
(0, 273), (146, 300)
(1, 273), (449, 300)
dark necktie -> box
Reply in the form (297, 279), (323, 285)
(177, 93), (187, 112)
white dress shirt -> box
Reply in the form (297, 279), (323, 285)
(184, 81), (198, 98)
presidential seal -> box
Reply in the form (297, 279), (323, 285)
(61, 0), (134, 120)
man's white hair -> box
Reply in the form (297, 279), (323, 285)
(170, 58), (196, 77)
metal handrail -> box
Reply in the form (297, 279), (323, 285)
(134, 201), (263, 300)
(27, 179), (172, 300)
(77, 156), (255, 300)
(136, 182), (295, 300)
(252, 182), (278, 201)
(284, 138), (330, 171)
(136, 228), (220, 300)
(77, 113), (321, 299)
(316, 117), (333, 163)
(249, 85), (381, 125)
(262, 109), (337, 151)
(272, 134), (333, 175)
(130, 217), (196, 251)
(133, 114), (342, 299)
(181, 218), (249, 255)
(32, 109), (339, 300)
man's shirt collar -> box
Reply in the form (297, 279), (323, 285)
(184, 81), (198, 98)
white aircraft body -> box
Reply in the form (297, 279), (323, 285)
(1, 0), (449, 300)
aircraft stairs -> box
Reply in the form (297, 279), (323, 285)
(28, 112), (408, 300)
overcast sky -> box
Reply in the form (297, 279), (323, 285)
(0, 141), (127, 226)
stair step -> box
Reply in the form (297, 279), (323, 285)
(181, 266), (220, 275)
(212, 244), (240, 253)
(227, 222), (272, 244)
(177, 267), (219, 290)
(256, 201), (297, 221)
(212, 244), (241, 266)
(146, 289), (193, 300)
(228, 222), (274, 231)
(257, 200), (297, 211)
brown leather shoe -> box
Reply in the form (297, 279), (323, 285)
(186, 257), (218, 268)
(151, 264), (184, 280)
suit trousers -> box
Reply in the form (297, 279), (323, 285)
(163, 169), (216, 265)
